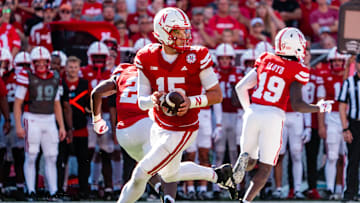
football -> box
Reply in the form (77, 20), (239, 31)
(160, 91), (185, 116)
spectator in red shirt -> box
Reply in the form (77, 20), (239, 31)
(208, 0), (242, 44)
(130, 14), (157, 43)
(127, 0), (153, 34)
(246, 17), (271, 48)
(23, 0), (44, 38)
(310, 0), (338, 42)
(58, 4), (72, 21)
(0, 6), (21, 56)
(191, 7), (216, 48)
(72, 0), (84, 21)
(82, 0), (102, 20)
(29, 3), (55, 52)
(299, 0), (318, 40)
(311, 30), (336, 49)
(115, 0), (128, 21)
(115, 19), (132, 47)
(239, 0), (258, 27)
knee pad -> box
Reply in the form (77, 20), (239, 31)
(328, 151), (339, 161)
(132, 165), (150, 183)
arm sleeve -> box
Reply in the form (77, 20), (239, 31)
(338, 79), (349, 103)
(235, 68), (258, 110)
(137, 69), (154, 111)
(15, 85), (28, 100)
(200, 67), (219, 90)
(213, 103), (222, 124)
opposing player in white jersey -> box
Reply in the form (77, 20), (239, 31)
(234, 28), (334, 202)
(115, 8), (236, 203)
(14, 46), (66, 201)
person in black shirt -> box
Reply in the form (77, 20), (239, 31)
(63, 56), (91, 199)
(272, 0), (301, 27)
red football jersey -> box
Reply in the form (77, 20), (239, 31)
(3, 71), (17, 104)
(208, 15), (241, 34)
(0, 77), (7, 98)
(82, 2), (103, 17)
(29, 23), (53, 52)
(0, 23), (21, 51)
(80, 66), (112, 91)
(215, 66), (244, 113)
(113, 64), (148, 129)
(317, 72), (343, 112)
(251, 53), (310, 111)
(135, 43), (213, 131)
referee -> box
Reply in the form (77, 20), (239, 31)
(338, 54), (360, 202)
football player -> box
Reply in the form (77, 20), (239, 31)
(81, 41), (114, 200)
(51, 50), (67, 78)
(234, 27), (334, 202)
(0, 48), (26, 199)
(116, 8), (235, 203)
(14, 52), (31, 75)
(14, 46), (66, 201)
(317, 47), (347, 200)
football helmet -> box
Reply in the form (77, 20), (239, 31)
(14, 51), (31, 74)
(327, 47), (347, 72)
(0, 48), (13, 76)
(153, 7), (192, 52)
(255, 41), (274, 58)
(87, 41), (109, 69)
(274, 27), (306, 61)
(51, 50), (67, 67)
(30, 46), (51, 74)
(241, 49), (256, 74)
(216, 43), (235, 69)
(101, 37), (118, 52)
(134, 38), (152, 53)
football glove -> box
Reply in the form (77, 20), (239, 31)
(93, 118), (109, 135)
(212, 126), (223, 143)
(316, 99), (334, 113)
(302, 127), (312, 144)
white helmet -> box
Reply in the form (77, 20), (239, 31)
(134, 38), (152, 53)
(274, 27), (306, 61)
(87, 41), (109, 67)
(52, 50), (67, 67)
(14, 51), (31, 74)
(327, 47), (347, 61)
(0, 48), (13, 76)
(215, 43), (236, 58)
(30, 46), (51, 74)
(240, 49), (256, 67)
(153, 7), (191, 52)
(255, 41), (274, 58)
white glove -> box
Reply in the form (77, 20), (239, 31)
(302, 127), (312, 144)
(212, 126), (223, 143)
(93, 118), (109, 135)
(316, 99), (334, 113)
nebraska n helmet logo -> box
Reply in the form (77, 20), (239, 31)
(159, 13), (168, 26)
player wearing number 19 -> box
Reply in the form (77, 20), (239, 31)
(233, 27), (334, 203)
(116, 7), (236, 203)
(14, 46), (67, 201)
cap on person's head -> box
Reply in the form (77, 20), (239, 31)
(356, 54), (360, 63)
(250, 18), (264, 27)
(60, 3), (71, 11)
(43, 3), (54, 10)
(192, 7), (204, 16)
(319, 26), (331, 35)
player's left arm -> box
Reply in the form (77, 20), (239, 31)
(177, 67), (222, 116)
(290, 81), (320, 113)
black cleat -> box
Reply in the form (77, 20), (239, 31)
(215, 164), (238, 199)
(27, 192), (37, 202)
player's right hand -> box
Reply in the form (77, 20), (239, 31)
(212, 125), (223, 143)
(151, 91), (166, 111)
(93, 118), (109, 135)
(16, 127), (25, 139)
(316, 99), (334, 113)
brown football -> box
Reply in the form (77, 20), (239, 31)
(160, 91), (185, 116)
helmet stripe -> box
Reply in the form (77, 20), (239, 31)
(278, 28), (289, 51)
(175, 8), (189, 26)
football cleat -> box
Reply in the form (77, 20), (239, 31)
(215, 164), (238, 199)
(233, 152), (249, 184)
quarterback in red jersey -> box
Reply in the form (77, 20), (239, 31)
(234, 27), (334, 202)
(116, 8), (235, 203)
(317, 47), (348, 200)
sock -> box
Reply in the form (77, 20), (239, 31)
(44, 156), (58, 195)
(91, 162), (102, 186)
(325, 159), (337, 192)
(24, 153), (37, 193)
(199, 185), (207, 192)
(154, 182), (161, 194)
(335, 184), (342, 194)
(276, 187), (282, 191)
(187, 185), (195, 193)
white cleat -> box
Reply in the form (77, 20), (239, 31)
(233, 152), (249, 184)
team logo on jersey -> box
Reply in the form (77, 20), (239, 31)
(186, 53), (196, 64)
(181, 66), (188, 71)
(150, 66), (158, 70)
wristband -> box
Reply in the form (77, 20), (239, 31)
(189, 95), (208, 109)
(343, 128), (350, 132)
(93, 114), (101, 123)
